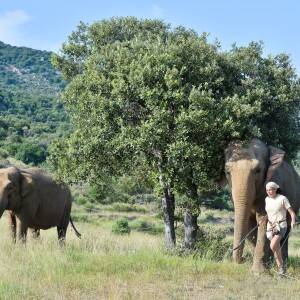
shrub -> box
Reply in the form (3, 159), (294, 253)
(131, 219), (164, 235)
(112, 218), (131, 235)
(15, 142), (48, 165)
(202, 188), (233, 211)
(0, 148), (9, 158)
(74, 194), (87, 205)
(193, 225), (231, 261)
(106, 202), (147, 213)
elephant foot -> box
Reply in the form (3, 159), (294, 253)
(250, 263), (267, 275)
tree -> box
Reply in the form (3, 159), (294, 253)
(228, 42), (300, 159)
(50, 17), (236, 250)
(50, 17), (300, 251)
(15, 142), (48, 165)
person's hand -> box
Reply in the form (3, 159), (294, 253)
(258, 216), (267, 226)
(291, 219), (296, 229)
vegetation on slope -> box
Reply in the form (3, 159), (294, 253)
(0, 41), (71, 166)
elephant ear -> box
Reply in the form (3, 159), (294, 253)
(21, 172), (36, 198)
(265, 146), (285, 183)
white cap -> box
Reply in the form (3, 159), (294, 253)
(266, 182), (279, 189)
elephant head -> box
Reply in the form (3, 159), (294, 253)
(224, 138), (285, 265)
(0, 167), (36, 218)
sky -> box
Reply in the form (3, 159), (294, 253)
(0, 0), (299, 74)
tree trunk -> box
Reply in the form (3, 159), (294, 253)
(161, 188), (176, 249)
(183, 182), (199, 252)
(157, 150), (176, 249)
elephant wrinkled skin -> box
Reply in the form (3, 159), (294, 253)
(0, 167), (81, 243)
(224, 138), (300, 274)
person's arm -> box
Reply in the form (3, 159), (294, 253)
(287, 207), (297, 229)
(258, 214), (268, 226)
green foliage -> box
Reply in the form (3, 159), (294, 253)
(0, 42), (71, 167)
(49, 16), (300, 248)
(0, 41), (65, 94)
(131, 219), (164, 235)
(228, 42), (300, 159)
(193, 225), (231, 261)
(86, 172), (156, 205)
(51, 17), (300, 188)
(73, 193), (87, 205)
(86, 177), (117, 204)
(105, 202), (147, 213)
(111, 218), (131, 235)
(174, 223), (231, 260)
(71, 212), (89, 223)
(14, 142), (48, 165)
(0, 148), (9, 159)
(202, 188), (233, 211)
(49, 17), (239, 192)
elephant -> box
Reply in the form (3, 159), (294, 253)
(0, 166), (81, 243)
(224, 138), (300, 274)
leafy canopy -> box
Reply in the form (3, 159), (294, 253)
(50, 17), (300, 191)
(50, 17), (237, 190)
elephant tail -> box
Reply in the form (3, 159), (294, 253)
(70, 216), (81, 238)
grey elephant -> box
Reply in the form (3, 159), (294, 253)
(0, 167), (81, 243)
(224, 138), (300, 274)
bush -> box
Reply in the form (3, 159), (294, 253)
(15, 142), (48, 165)
(112, 218), (131, 235)
(131, 219), (164, 235)
(193, 225), (231, 261)
(202, 188), (233, 211)
(106, 202), (147, 213)
(0, 148), (9, 158)
(74, 194), (87, 205)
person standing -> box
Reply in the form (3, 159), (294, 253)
(259, 181), (297, 275)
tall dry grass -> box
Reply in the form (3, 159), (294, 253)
(0, 212), (300, 299)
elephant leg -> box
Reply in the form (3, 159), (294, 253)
(30, 228), (40, 240)
(19, 228), (28, 243)
(8, 212), (17, 242)
(250, 214), (270, 274)
(57, 226), (67, 246)
(57, 210), (71, 246)
(16, 218), (28, 243)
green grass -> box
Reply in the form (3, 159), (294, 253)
(0, 209), (300, 299)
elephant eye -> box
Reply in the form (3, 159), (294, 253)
(6, 183), (14, 194)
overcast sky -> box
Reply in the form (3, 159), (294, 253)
(1, 0), (299, 74)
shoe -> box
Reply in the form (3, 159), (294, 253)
(278, 265), (286, 275)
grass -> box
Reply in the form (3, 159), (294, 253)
(0, 209), (300, 299)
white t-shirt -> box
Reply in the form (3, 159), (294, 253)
(265, 194), (291, 223)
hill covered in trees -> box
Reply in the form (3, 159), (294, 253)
(0, 41), (71, 167)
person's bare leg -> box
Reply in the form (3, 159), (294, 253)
(270, 235), (285, 274)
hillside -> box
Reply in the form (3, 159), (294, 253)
(0, 41), (71, 167)
(0, 41), (64, 95)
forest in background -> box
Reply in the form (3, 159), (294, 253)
(0, 41), (72, 167)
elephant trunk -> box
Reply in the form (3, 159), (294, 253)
(232, 188), (254, 263)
